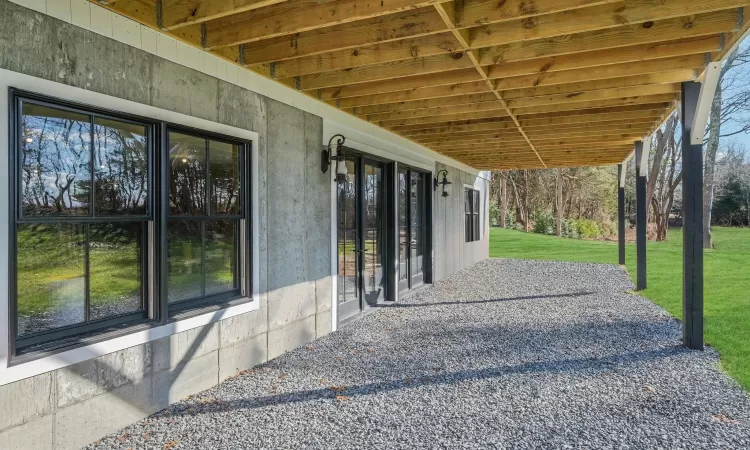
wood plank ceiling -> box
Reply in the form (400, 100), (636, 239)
(94, 0), (750, 169)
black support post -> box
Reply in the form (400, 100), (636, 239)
(635, 141), (647, 291)
(681, 81), (704, 350)
(617, 164), (626, 266)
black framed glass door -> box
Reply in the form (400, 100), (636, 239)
(398, 168), (427, 293)
(337, 157), (387, 323)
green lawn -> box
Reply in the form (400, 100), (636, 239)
(490, 226), (750, 391)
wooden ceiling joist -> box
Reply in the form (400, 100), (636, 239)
(94, 0), (750, 170)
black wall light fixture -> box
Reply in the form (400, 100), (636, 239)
(321, 134), (348, 183)
(434, 169), (451, 197)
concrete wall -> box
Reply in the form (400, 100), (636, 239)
(432, 163), (491, 282)
(0, 1), (331, 448)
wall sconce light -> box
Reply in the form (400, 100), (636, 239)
(321, 134), (348, 183)
(434, 169), (451, 197)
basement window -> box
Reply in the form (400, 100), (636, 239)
(9, 90), (252, 357)
(465, 188), (480, 243)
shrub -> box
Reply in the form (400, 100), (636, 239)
(533, 212), (556, 235)
(574, 219), (602, 239)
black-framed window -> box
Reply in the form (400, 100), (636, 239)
(166, 130), (245, 307)
(10, 90), (252, 356)
(465, 188), (480, 243)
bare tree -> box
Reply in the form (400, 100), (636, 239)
(703, 46), (750, 248)
(651, 116), (682, 241)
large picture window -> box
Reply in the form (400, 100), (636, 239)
(465, 188), (480, 243)
(10, 91), (251, 356)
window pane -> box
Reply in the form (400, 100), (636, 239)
(205, 220), (237, 295)
(21, 103), (91, 217)
(16, 223), (86, 337)
(209, 140), (240, 215)
(167, 221), (203, 303)
(465, 189), (471, 213)
(89, 223), (144, 320)
(94, 118), (148, 216)
(169, 132), (206, 216)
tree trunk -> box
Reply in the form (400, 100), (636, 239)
(523, 170), (530, 232)
(703, 83), (722, 249)
(499, 177), (507, 228)
(647, 118), (675, 222)
(555, 169), (563, 236)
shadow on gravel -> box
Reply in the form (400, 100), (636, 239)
(165, 346), (681, 417)
(372, 291), (595, 308)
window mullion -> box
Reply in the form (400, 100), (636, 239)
(84, 223), (91, 323)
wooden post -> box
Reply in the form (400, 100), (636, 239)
(499, 175), (507, 228)
(635, 141), (647, 291)
(618, 163), (626, 266)
(681, 81), (704, 350)
(556, 169), (562, 236)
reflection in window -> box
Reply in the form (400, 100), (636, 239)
(16, 223), (86, 337)
(210, 140), (240, 214)
(21, 104), (91, 216)
(94, 118), (148, 216)
(89, 223), (144, 320)
(167, 132), (243, 306)
(15, 99), (149, 349)
(169, 132), (207, 216)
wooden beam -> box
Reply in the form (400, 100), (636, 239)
(517, 104), (669, 121)
(494, 54), (706, 90)
(315, 68), (481, 99)
(268, 32), (461, 78)
(480, 13), (734, 64)
(486, 38), (717, 80)
(367, 101), (507, 121)
(507, 84), (681, 109)
(204, 0), (450, 49)
(469, 1), (747, 49)
(294, 53), (475, 89)
(160, 0), (288, 30)
(512, 94), (677, 115)
(501, 70), (696, 100)
(333, 81), (491, 108)
(455, 0), (620, 28)
(351, 92), (498, 115)
(379, 108), (509, 126)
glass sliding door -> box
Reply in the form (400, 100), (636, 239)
(336, 156), (387, 324)
(362, 160), (386, 306)
(337, 159), (360, 323)
(398, 168), (427, 293)
(398, 169), (409, 292)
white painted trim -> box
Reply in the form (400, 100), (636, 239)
(0, 69), (260, 386)
(8, 0), (479, 176)
(639, 138), (651, 176)
(324, 120), (435, 172)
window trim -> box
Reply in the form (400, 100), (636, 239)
(4, 83), (259, 368)
(464, 186), (481, 243)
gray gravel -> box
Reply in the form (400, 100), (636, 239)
(88, 259), (750, 449)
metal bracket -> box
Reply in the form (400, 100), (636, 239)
(317, 89), (322, 100)
(719, 33), (726, 52)
(238, 44), (245, 65)
(269, 62), (276, 78)
(200, 23), (207, 48)
(295, 76), (301, 90)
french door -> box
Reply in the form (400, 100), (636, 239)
(337, 157), (386, 324)
(398, 168), (427, 293)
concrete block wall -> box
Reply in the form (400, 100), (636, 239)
(0, 1), (332, 448)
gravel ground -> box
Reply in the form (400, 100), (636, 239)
(88, 259), (750, 449)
